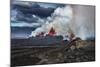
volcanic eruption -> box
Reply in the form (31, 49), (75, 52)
(47, 27), (56, 36)
(29, 5), (74, 41)
(29, 5), (95, 41)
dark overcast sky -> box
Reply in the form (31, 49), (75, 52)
(11, 1), (66, 38)
(11, 1), (65, 17)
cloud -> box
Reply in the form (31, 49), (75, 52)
(11, 11), (46, 27)
(30, 5), (95, 40)
(11, 1), (95, 40)
(12, 1), (34, 7)
(30, 5), (73, 40)
(11, 22), (41, 27)
(11, 1), (55, 17)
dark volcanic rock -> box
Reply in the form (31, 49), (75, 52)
(11, 39), (95, 66)
(11, 36), (68, 49)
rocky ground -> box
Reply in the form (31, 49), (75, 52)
(11, 39), (95, 67)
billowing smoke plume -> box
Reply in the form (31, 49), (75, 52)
(30, 5), (95, 40)
(70, 5), (95, 40)
(29, 6), (73, 40)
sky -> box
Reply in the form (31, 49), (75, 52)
(11, 1), (65, 25)
(11, 0), (95, 40)
(11, 1), (66, 38)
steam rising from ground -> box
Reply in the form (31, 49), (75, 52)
(30, 5), (95, 40)
(71, 5), (95, 40)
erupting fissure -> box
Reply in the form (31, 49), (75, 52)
(48, 27), (56, 36)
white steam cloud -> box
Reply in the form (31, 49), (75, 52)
(30, 5), (95, 40)
(30, 6), (73, 39)
(70, 5), (95, 40)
